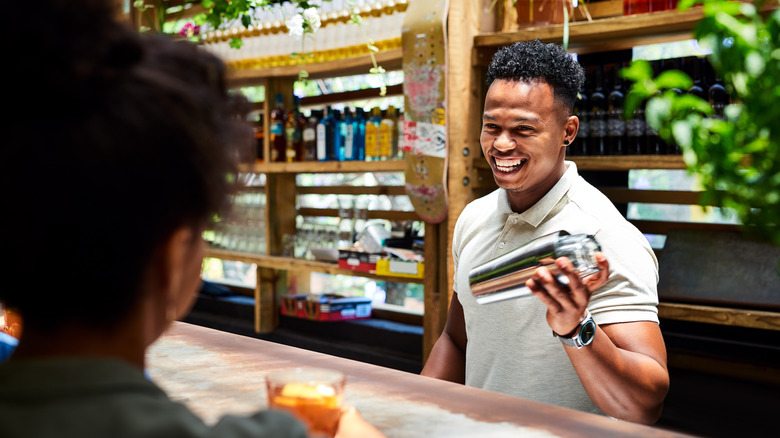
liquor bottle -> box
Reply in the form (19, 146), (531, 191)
(645, 60), (666, 154)
(686, 56), (708, 101)
(302, 109), (320, 161)
(588, 65), (608, 155)
(650, 0), (667, 12)
(331, 109), (343, 161)
(624, 0), (650, 16)
(294, 98), (307, 160)
(664, 57), (684, 154)
(468, 231), (602, 304)
(316, 106), (336, 161)
(573, 86), (590, 155)
(252, 112), (264, 162)
(365, 107), (382, 161)
(396, 108), (405, 159)
(270, 93), (287, 162)
(340, 108), (355, 161)
(706, 60), (729, 119)
(284, 111), (301, 162)
(607, 62), (627, 155)
(625, 88), (648, 155)
(379, 105), (398, 160)
(351, 107), (366, 161)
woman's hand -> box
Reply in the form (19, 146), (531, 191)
(334, 405), (385, 438)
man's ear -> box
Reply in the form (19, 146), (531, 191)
(153, 227), (198, 323)
(564, 115), (580, 145)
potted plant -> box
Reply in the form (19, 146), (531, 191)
(622, 0), (780, 276)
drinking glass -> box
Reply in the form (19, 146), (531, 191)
(266, 368), (345, 438)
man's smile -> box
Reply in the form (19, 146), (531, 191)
(494, 157), (528, 173)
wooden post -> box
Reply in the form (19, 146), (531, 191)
(256, 77), (298, 333)
(445, 0), (482, 311)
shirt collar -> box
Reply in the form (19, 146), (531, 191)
(499, 161), (578, 227)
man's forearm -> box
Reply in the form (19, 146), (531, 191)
(420, 333), (466, 384)
(566, 322), (669, 424)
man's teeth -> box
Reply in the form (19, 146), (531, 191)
(495, 158), (526, 172)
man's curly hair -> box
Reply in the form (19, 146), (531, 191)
(486, 39), (585, 115)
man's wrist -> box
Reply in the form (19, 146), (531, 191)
(552, 310), (596, 349)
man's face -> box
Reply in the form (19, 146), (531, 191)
(480, 79), (570, 212)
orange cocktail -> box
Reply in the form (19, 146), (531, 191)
(266, 368), (345, 438)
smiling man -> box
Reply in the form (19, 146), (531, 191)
(421, 40), (670, 425)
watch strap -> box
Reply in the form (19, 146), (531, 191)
(552, 310), (594, 349)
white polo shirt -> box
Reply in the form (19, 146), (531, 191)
(453, 161), (659, 414)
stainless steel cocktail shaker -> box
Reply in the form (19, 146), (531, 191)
(469, 231), (601, 304)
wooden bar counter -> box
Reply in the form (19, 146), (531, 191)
(147, 322), (689, 438)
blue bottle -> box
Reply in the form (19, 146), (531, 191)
(340, 108), (355, 161)
(316, 106), (336, 161)
(351, 107), (366, 161)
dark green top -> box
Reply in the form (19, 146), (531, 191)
(0, 357), (308, 438)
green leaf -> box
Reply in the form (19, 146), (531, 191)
(623, 90), (648, 119)
(646, 96), (672, 131)
(228, 37), (244, 49)
(241, 13), (252, 28)
(672, 94), (714, 115)
(671, 120), (694, 150)
(677, 0), (700, 11)
(654, 70), (693, 90)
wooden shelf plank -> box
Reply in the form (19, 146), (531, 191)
(572, 155), (686, 170)
(205, 248), (424, 284)
(299, 84), (404, 107)
(226, 48), (404, 85)
(473, 155), (686, 171)
(658, 302), (780, 331)
(474, 8), (704, 54)
(244, 159), (407, 174)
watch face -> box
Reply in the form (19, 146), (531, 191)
(580, 319), (596, 346)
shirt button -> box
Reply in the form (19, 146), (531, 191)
(498, 242), (505, 249)
(512, 218), (518, 224)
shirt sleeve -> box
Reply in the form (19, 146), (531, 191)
(208, 411), (308, 438)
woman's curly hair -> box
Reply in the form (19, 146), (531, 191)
(486, 39), (585, 115)
(2, 0), (251, 330)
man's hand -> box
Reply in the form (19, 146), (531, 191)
(525, 252), (609, 337)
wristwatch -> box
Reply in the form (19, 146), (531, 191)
(553, 310), (596, 349)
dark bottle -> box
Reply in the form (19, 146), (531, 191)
(252, 111), (264, 162)
(588, 65), (608, 156)
(686, 56), (708, 100)
(645, 60), (666, 154)
(302, 109), (320, 161)
(331, 109), (344, 161)
(351, 107), (366, 161)
(284, 111), (301, 162)
(469, 231), (602, 304)
(625, 88), (648, 155)
(574, 86), (590, 155)
(607, 62), (627, 155)
(706, 60), (729, 119)
(269, 94), (287, 162)
(316, 106), (337, 161)
(295, 98), (307, 160)
(664, 58), (684, 154)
